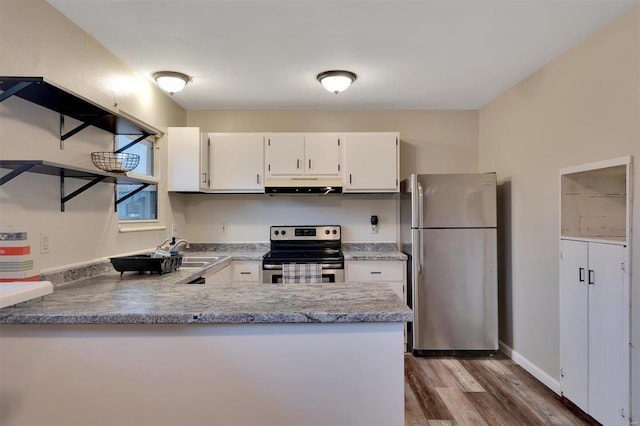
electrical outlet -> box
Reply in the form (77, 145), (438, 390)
(172, 223), (178, 236)
(40, 232), (50, 254)
(221, 223), (227, 234)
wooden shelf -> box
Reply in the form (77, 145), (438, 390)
(0, 160), (158, 212)
(0, 76), (155, 137)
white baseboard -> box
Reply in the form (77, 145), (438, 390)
(499, 340), (561, 395)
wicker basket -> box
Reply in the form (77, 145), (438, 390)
(91, 152), (140, 174)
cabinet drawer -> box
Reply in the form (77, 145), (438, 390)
(347, 261), (404, 282)
(232, 262), (261, 282)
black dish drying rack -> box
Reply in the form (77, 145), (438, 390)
(110, 254), (183, 277)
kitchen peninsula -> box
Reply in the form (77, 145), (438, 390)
(0, 256), (412, 426)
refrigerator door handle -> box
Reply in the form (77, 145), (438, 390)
(417, 231), (423, 275)
(417, 181), (424, 229)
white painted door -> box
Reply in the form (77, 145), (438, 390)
(559, 239), (589, 412)
(343, 133), (398, 192)
(265, 134), (304, 176)
(587, 242), (627, 426)
(304, 134), (342, 176)
(209, 133), (264, 192)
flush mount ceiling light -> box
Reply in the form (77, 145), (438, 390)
(152, 71), (191, 95)
(317, 70), (357, 94)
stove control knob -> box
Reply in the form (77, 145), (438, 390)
(274, 230), (279, 235)
(281, 230), (286, 235)
(332, 230), (337, 234)
(325, 230), (330, 235)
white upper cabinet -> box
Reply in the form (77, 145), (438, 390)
(168, 127), (210, 192)
(265, 134), (305, 176)
(265, 133), (342, 177)
(209, 133), (264, 193)
(303, 134), (342, 176)
(343, 132), (399, 192)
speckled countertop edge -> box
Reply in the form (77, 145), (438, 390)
(1, 249), (412, 325)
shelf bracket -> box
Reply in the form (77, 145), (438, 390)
(60, 171), (106, 212)
(115, 183), (151, 212)
(59, 114), (112, 150)
(0, 81), (33, 102)
(115, 134), (150, 153)
(0, 164), (35, 185)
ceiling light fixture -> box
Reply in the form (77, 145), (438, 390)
(317, 70), (357, 94)
(152, 71), (191, 95)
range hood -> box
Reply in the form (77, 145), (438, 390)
(265, 177), (343, 195)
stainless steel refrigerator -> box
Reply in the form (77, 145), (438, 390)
(400, 173), (498, 354)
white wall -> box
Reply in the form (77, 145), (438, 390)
(186, 194), (397, 243)
(185, 110), (479, 242)
(479, 5), (639, 415)
(0, 0), (187, 272)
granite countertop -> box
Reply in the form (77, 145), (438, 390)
(0, 250), (412, 325)
(343, 250), (407, 261)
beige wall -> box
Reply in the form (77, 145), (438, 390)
(0, 0), (187, 272)
(479, 4), (639, 409)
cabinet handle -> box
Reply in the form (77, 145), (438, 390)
(579, 267), (585, 283)
(240, 272), (252, 275)
(202, 172), (207, 183)
(297, 159), (300, 169)
(257, 174), (260, 184)
(370, 271), (382, 275)
(309, 159), (312, 169)
(349, 174), (352, 184)
(588, 269), (595, 285)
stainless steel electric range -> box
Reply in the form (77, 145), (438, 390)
(262, 225), (344, 283)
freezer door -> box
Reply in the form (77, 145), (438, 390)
(413, 228), (498, 351)
(417, 173), (497, 228)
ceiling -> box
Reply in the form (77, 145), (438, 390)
(48, 0), (637, 111)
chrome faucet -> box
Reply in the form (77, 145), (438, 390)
(157, 237), (190, 252)
(169, 238), (190, 252)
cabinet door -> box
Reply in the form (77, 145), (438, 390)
(343, 133), (398, 192)
(199, 133), (210, 191)
(209, 133), (264, 192)
(168, 127), (206, 192)
(587, 242), (627, 426)
(232, 261), (261, 282)
(559, 239), (589, 412)
(304, 134), (342, 176)
(265, 134), (304, 176)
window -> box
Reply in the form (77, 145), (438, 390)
(116, 135), (157, 221)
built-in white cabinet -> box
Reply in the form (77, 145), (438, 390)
(559, 156), (632, 426)
(343, 133), (399, 192)
(168, 127), (210, 192)
(209, 133), (264, 193)
(265, 133), (342, 177)
(167, 130), (400, 193)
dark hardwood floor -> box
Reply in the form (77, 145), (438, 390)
(405, 352), (599, 425)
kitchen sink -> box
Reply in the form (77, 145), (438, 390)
(180, 256), (225, 268)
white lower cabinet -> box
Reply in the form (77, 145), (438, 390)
(231, 261), (261, 283)
(345, 261), (405, 300)
(346, 260), (407, 347)
(559, 239), (630, 425)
